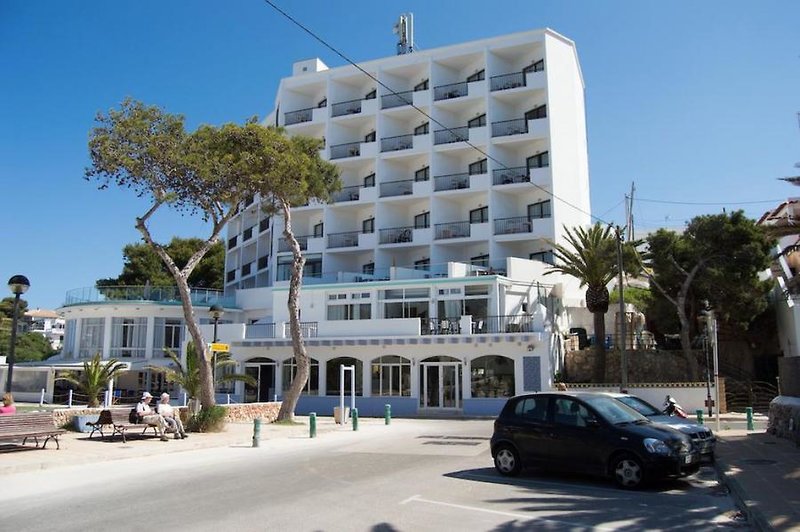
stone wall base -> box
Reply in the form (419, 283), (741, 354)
(767, 396), (800, 444)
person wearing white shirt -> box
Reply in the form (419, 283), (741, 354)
(136, 392), (169, 441)
(157, 392), (188, 439)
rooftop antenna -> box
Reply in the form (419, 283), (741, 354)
(393, 13), (414, 55)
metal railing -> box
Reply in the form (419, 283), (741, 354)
(63, 286), (234, 307)
(284, 322), (319, 338)
(331, 185), (361, 203)
(484, 314), (536, 334)
(330, 142), (361, 159)
(284, 107), (314, 125)
(434, 172), (470, 191)
(277, 235), (309, 252)
(380, 134), (413, 152)
(422, 317), (462, 335)
(492, 118), (528, 137)
(379, 179), (413, 198)
(493, 167), (529, 185)
(435, 221), (470, 240)
(328, 231), (360, 249)
(379, 226), (414, 244)
(331, 98), (363, 117)
(434, 81), (468, 101)
(245, 323), (277, 339)
(434, 126), (468, 145)
(381, 90), (414, 109)
(490, 72), (526, 91)
(494, 216), (533, 235)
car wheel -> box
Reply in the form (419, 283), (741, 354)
(612, 453), (644, 489)
(494, 445), (521, 476)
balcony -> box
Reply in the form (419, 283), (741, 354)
(493, 167), (528, 186)
(434, 172), (470, 192)
(381, 90), (414, 109)
(328, 231), (360, 249)
(435, 221), (470, 240)
(434, 126), (468, 145)
(331, 185), (361, 203)
(379, 226), (414, 244)
(245, 322), (277, 339)
(278, 235), (309, 252)
(490, 72), (526, 92)
(494, 216), (532, 235)
(380, 134), (413, 152)
(284, 107), (313, 125)
(331, 98), (363, 117)
(330, 141), (361, 159)
(379, 179), (413, 198)
(63, 285), (234, 308)
(434, 81), (468, 101)
(491, 118), (528, 137)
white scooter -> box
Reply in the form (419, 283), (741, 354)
(663, 395), (688, 418)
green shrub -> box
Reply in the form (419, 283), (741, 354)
(187, 405), (227, 433)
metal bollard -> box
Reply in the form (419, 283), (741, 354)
(68, 389), (73, 408)
(252, 418), (262, 447)
(352, 408), (359, 431)
(696, 409), (704, 425)
(385, 404), (391, 425)
(746, 407), (754, 431)
(309, 412), (317, 438)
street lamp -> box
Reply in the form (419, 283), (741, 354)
(5, 275), (30, 394)
(699, 300), (721, 432)
(209, 304), (224, 391)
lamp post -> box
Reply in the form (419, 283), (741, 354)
(209, 304), (224, 392)
(5, 275), (30, 394)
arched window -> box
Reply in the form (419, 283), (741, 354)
(282, 357), (319, 396)
(326, 357), (362, 396)
(471, 355), (515, 398)
(371, 355), (411, 396)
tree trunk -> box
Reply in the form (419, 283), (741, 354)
(592, 311), (607, 383)
(176, 275), (216, 409)
(676, 265), (702, 381)
(277, 201), (309, 422)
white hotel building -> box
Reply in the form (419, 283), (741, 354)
(55, 28), (592, 416)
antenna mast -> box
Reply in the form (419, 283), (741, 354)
(393, 13), (414, 55)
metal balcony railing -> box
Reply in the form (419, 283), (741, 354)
(493, 167), (529, 185)
(63, 286), (233, 307)
(483, 314), (536, 334)
(490, 72), (526, 91)
(434, 81), (468, 101)
(435, 221), (470, 240)
(379, 179), (413, 198)
(245, 323), (276, 339)
(434, 126), (468, 145)
(331, 98), (363, 117)
(330, 142), (361, 159)
(492, 118), (528, 137)
(328, 231), (360, 249)
(331, 185), (361, 203)
(422, 317), (462, 335)
(284, 107), (313, 125)
(381, 90), (414, 109)
(434, 172), (470, 191)
(380, 134), (413, 152)
(278, 235), (309, 252)
(494, 216), (533, 235)
(379, 226), (414, 244)
(283, 322), (319, 338)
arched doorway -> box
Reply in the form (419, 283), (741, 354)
(244, 357), (277, 403)
(419, 356), (462, 410)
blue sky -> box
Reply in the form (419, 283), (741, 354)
(1, 1), (798, 310)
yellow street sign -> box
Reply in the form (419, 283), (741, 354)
(209, 342), (230, 352)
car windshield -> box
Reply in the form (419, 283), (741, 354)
(616, 396), (661, 417)
(584, 395), (648, 425)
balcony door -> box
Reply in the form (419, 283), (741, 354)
(244, 357), (276, 403)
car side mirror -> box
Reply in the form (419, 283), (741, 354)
(585, 417), (600, 428)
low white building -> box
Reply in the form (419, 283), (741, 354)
(23, 308), (65, 351)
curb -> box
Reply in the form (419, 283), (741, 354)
(713, 458), (772, 532)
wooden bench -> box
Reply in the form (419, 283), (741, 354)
(0, 411), (66, 450)
(87, 409), (160, 443)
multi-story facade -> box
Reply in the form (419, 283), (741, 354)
(23, 309), (65, 351)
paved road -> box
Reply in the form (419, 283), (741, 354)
(2, 419), (748, 531)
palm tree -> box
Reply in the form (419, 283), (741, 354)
(546, 223), (619, 382)
(56, 353), (128, 407)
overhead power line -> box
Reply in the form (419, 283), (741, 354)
(636, 197), (782, 206)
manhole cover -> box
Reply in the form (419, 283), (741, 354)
(739, 459), (777, 465)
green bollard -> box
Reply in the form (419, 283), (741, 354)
(352, 408), (359, 431)
(696, 409), (704, 425)
(309, 412), (317, 438)
(252, 418), (262, 447)
(385, 404), (391, 425)
(746, 407), (754, 431)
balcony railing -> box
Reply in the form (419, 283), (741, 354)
(434, 81), (468, 101)
(381, 90), (414, 109)
(278, 235), (309, 252)
(435, 221), (470, 240)
(284, 107), (313, 125)
(330, 142), (361, 159)
(331, 98), (363, 117)
(379, 179), (413, 198)
(492, 118), (528, 137)
(63, 286), (234, 307)
(328, 231), (360, 249)
(434, 126), (468, 145)
(422, 317), (462, 335)
(483, 314), (536, 334)
(493, 167), (529, 185)
(331, 185), (361, 203)
(490, 72), (526, 91)
(434, 172), (470, 191)
(284, 322), (319, 338)
(380, 134), (413, 152)
(494, 216), (532, 235)
(245, 322), (277, 339)
(379, 226), (414, 244)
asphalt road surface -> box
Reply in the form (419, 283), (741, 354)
(2, 419), (748, 531)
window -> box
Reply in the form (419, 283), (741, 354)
(259, 217), (270, 232)
(362, 262), (375, 275)
(327, 303), (372, 320)
(471, 356), (515, 398)
(110, 317), (147, 358)
(364, 130), (376, 143)
(63, 319), (77, 359)
(414, 258), (430, 270)
(414, 212), (430, 229)
(278, 254), (322, 281)
(153, 318), (184, 357)
(527, 151), (549, 170)
(317, 98), (327, 108)
(528, 200), (552, 219)
(371, 356), (412, 396)
(529, 250), (555, 265)
(382, 288), (429, 319)
(283, 357), (319, 395)
(313, 222), (324, 238)
(525, 105), (547, 120)
(466, 69), (485, 82)
(468, 158), (487, 175)
(363, 172), (375, 187)
(365, 89), (376, 100)
(414, 79), (429, 91)
(469, 206), (489, 224)
(326, 357), (363, 396)
(554, 397), (592, 427)
(470, 254), (489, 267)
(414, 166), (430, 182)
(513, 396), (549, 421)
(467, 114), (486, 128)
(414, 122), (429, 135)
(362, 217), (374, 234)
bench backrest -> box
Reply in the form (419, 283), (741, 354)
(0, 411), (58, 434)
(110, 409), (136, 424)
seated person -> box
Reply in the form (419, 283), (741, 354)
(0, 393), (16, 415)
(136, 392), (169, 441)
(157, 392), (187, 440)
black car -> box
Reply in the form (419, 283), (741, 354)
(490, 392), (701, 488)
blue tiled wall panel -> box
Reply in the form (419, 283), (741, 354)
(294, 396), (418, 417)
(523, 356), (542, 392)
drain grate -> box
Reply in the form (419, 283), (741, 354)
(739, 458), (777, 465)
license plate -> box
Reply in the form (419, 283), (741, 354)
(684, 455), (694, 464)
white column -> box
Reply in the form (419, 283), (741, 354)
(102, 316), (113, 359)
(144, 315), (156, 360)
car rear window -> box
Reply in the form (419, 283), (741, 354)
(513, 397), (549, 421)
